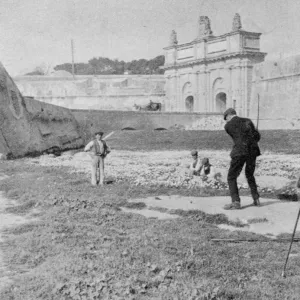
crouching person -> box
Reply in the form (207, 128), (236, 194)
(84, 131), (111, 186)
(199, 158), (215, 179)
(189, 150), (202, 176)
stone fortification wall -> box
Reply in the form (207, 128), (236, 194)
(0, 63), (83, 158)
(71, 109), (224, 143)
(14, 74), (166, 111)
(249, 55), (300, 129)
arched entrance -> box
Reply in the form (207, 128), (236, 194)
(185, 96), (194, 112)
(215, 92), (227, 113)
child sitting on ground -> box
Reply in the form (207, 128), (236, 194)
(199, 158), (216, 180)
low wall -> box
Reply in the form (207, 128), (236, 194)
(71, 110), (224, 143)
(31, 94), (166, 110)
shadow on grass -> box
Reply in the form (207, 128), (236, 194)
(169, 209), (247, 228)
(121, 202), (147, 210)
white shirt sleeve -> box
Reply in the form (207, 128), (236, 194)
(84, 141), (94, 152)
(200, 166), (204, 176)
(194, 160), (202, 172)
(190, 159), (201, 171)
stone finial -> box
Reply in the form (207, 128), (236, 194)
(170, 30), (178, 46)
(198, 16), (213, 38)
(232, 13), (242, 31)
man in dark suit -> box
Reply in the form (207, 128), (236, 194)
(223, 108), (261, 210)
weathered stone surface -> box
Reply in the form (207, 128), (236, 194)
(0, 62), (83, 157)
(249, 55), (300, 129)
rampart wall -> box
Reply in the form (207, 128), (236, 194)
(71, 110), (224, 143)
(249, 55), (300, 129)
(14, 74), (166, 111)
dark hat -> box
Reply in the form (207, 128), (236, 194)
(223, 108), (237, 120)
(95, 131), (104, 136)
(191, 150), (198, 156)
(202, 157), (209, 165)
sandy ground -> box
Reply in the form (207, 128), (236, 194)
(126, 195), (300, 236)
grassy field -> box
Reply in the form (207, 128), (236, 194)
(0, 154), (300, 299)
(105, 130), (300, 154)
(1, 130), (300, 299)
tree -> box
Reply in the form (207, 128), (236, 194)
(51, 55), (165, 75)
(25, 62), (54, 76)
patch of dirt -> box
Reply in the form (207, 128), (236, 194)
(127, 195), (300, 236)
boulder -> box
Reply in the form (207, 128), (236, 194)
(0, 62), (83, 158)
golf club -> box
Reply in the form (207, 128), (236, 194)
(281, 206), (300, 278)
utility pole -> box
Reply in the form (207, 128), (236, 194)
(71, 39), (75, 79)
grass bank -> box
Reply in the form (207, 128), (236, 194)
(0, 161), (299, 300)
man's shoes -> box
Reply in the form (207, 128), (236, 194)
(253, 198), (261, 206)
(223, 202), (241, 210)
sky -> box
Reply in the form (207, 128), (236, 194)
(0, 0), (299, 76)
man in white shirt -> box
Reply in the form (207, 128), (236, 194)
(84, 132), (111, 186)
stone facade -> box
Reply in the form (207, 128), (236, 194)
(163, 14), (267, 117)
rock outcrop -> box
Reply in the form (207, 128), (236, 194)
(0, 62), (83, 158)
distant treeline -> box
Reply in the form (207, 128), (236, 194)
(26, 55), (165, 76)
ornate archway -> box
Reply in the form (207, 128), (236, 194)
(182, 82), (193, 112)
(215, 92), (227, 113)
(212, 77), (228, 113)
(185, 96), (194, 112)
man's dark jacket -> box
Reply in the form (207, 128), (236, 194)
(225, 116), (261, 158)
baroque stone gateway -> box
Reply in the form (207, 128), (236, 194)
(162, 14), (267, 117)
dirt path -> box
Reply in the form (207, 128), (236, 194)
(0, 175), (36, 291)
(127, 195), (300, 236)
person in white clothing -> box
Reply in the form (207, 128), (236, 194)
(84, 131), (111, 186)
(189, 150), (202, 176)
